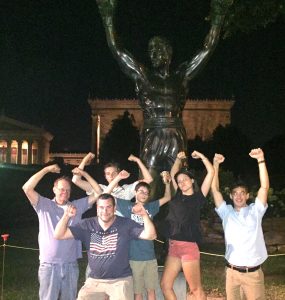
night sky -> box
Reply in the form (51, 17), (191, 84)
(1, 0), (285, 152)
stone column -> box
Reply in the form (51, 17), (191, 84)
(28, 140), (33, 164)
(91, 114), (98, 154)
(17, 140), (22, 164)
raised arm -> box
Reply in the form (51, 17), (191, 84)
(96, 0), (146, 81)
(22, 164), (60, 206)
(249, 148), (269, 206)
(170, 151), (187, 191)
(132, 203), (157, 240)
(72, 152), (102, 195)
(105, 170), (130, 194)
(54, 205), (76, 240)
(72, 168), (101, 205)
(211, 153), (225, 208)
(159, 171), (172, 206)
(191, 151), (215, 196)
(178, 0), (232, 83)
(128, 154), (153, 184)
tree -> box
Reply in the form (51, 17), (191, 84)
(263, 133), (285, 189)
(99, 111), (140, 171)
(210, 124), (253, 179)
(223, 0), (285, 37)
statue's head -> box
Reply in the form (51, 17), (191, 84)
(148, 36), (172, 68)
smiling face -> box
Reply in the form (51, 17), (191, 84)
(230, 187), (250, 211)
(53, 179), (71, 205)
(176, 173), (194, 195)
(135, 186), (150, 204)
(97, 197), (116, 225)
(104, 166), (119, 184)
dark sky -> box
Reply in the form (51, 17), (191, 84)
(1, 0), (285, 152)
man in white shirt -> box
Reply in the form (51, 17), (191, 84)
(211, 148), (269, 300)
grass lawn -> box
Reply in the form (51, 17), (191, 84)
(1, 227), (285, 299)
(200, 244), (285, 299)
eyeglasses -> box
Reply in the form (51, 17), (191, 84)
(137, 189), (149, 196)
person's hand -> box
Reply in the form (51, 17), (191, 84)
(160, 171), (171, 184)
(46, 164), (60, 174)
(177, 152), (187, 160)
(72, 167), (86, 176)
(65, 205), (77, 218)
(213, 153), (225, 165)
(118, 170), (130, 180)
(132, 203), (147, 216)
(191, 150), (205, 160)
(249, 148), (265, 162)
(82, 152), (95, 164)
(128, 154), (139, 163)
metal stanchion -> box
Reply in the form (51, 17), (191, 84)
(1, 234), (9, 300)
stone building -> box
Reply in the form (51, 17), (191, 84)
(0, 98), (234, 165)
(0, 113), (53, 165)
(88, 98), (234, 158)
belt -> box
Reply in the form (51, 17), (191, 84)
(226, 262), (261, 273)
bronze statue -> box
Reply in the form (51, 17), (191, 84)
(96, 0), (231, 176)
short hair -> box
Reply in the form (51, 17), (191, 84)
(54, 176), (72, 188)
(103, 162), (121, 172)
(97, 193), (116, 206)
(148, 36), (173, 57)
(135, 182), (151, 193)
(174, 168), (195, 184)
(230, 181), (249, 194)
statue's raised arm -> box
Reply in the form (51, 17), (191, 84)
(96, 0), (232, 197)
(96, 0), (146, 81)
(178, 0), (233, 84)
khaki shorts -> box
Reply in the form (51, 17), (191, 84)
(130, 259), (159, 294)
(77, 276), (133, 300)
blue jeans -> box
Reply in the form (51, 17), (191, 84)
(38, 262), (79, 300)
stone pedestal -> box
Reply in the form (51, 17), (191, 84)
(143, 266), (187, 300)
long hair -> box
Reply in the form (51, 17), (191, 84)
(174, 167), (200, 195)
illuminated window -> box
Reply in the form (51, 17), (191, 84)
(32, 141), (38, 164)
(0, 140), (7, 163)
(22, 141), (28, 165)
(11, 140), (18, 164)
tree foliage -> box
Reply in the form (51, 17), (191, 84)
(99, 111), (140, 168)
(223, 0), (285, 37)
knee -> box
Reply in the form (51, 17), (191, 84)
(160, 278), (171, 294)
(189, 285), (205, 298)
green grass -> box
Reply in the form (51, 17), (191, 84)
(1, 228), (285, 300)
(200, 243), (285, 299)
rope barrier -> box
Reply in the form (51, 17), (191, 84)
(1, 241), (285, 257)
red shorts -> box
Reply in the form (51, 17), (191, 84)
(168, 239), (200, 261)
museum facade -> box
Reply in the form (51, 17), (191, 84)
(0, 113), (53, 165)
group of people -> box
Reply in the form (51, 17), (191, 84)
(22, 148), (269, 300)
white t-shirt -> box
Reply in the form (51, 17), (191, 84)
(99, 182), (138, 200)
(87, 181), (139, 217)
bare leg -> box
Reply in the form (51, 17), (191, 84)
(160, 256), (181, 300)
(182, 260), (206, 300)
(147, 289), (156, 300)
(135, 293), (143, 300)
